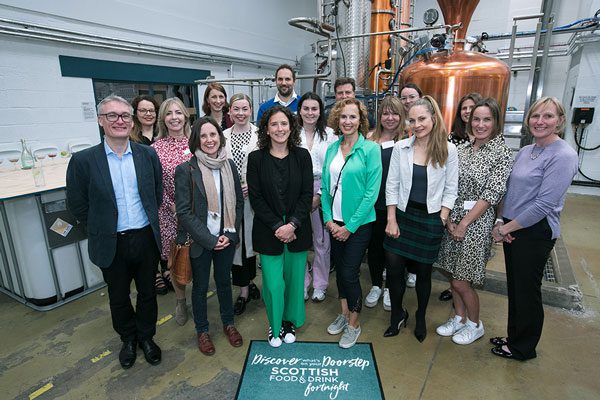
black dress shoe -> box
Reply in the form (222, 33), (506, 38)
(248, 283), (261, 300)
(490, 336), (508, 346)
(491, 346), (516, 360)
(414, 313), (427, 342)
(139, 339), (161, 365)
(234, 296), (249, 315)
(438, 289), (452, 301)
(384, 309), (409, 337)
(119, 341), (137, 369)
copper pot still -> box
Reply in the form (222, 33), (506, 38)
(400, 0), (510, 131)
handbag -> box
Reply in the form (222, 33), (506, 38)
(167, 163), (195, 285)
(168, 237), (192, 285)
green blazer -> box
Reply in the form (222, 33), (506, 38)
(321, 134), (382, 233)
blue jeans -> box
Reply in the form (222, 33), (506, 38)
(191, 245), (235, 333)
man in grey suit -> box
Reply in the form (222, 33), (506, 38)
(66, 95), (163, 369)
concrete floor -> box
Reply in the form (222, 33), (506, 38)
(1, 193), (599, 400)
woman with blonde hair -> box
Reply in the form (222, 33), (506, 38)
(490, 96), (577, 360)
(365, 96), (405, 312)
(384, 95), (458, 341)
(152, 97), (193, 325)
(223, 93), (261, 315)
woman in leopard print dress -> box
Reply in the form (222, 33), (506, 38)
(434, 98), (512, 345)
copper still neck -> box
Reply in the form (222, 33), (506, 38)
(437, 0), (479, 51)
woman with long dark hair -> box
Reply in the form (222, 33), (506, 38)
(434, 98), (512, 345)
(297, 92), (336, 302)
(202, 83), (233, 131)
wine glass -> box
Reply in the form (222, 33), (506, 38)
(47, 151), (58, 165)
(8, 156), (19, 170)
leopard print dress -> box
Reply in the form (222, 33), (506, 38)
(435, 136), (512, 286)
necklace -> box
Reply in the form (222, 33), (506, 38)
(530, 145), (545, 160)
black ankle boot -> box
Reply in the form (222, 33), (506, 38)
(414, 312), (427, 342)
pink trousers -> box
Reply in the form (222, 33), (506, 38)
(304, 179), (330, 291)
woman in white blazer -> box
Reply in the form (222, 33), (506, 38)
(384, 96), (458, 342)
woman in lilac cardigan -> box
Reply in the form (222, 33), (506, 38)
(490, 97), (578, 361)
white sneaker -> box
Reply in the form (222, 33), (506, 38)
(452, 319), (485, 345)
(312, 288), (326, 302)
(304, 288), (309, 301)
(364, 286), (382, 307)
(339, 325), (361, 349)
(327, 314), (348, 335)
(406, 273), (416, 288)
(282, 321), (296, 344)
(268, 327), (282, 348)
(383, 288), (391, 311)
(436, 315), (466, 337)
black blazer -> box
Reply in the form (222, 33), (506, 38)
(66, 142), (163, 268)
(174, 157), (243, 258)
(247, 146), (313, 255)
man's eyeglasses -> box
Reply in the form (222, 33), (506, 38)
(137, 108), (156, 115)
(99, 113), (133, 122)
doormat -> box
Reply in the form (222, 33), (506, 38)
(235, 340), (384, 400)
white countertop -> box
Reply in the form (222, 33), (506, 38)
(0, 160), (70, 200)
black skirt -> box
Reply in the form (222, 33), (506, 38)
(383, 201), (445, 264)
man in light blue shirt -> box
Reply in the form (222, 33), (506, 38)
(67, 95), (163, 370)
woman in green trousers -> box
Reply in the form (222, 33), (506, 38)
(247, 106), (313, 347)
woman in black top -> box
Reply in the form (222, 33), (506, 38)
(247, 106), (313, 347)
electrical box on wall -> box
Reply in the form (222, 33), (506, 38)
(572, 107), (595, 124)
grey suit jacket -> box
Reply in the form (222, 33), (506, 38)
(66, 142), (163, 268)
(174, 157), (244, 258)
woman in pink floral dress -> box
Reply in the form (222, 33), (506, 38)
(152, 97), (193, 325)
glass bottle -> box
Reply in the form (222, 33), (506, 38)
(20, 139), (34, 170)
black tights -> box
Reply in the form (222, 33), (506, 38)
(385, 251), (432, 325)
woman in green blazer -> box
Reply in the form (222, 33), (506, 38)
(322, 98), (382, 349)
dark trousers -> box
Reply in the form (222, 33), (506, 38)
(231, 222), (257, 287)
(367, 209), (387, 288)
(101, 226), (159, 342)
(191, 245), (235, 333)
(331, 222), (372, 313)
(503, 218), (556, 360)
(385, 252), (432, 325)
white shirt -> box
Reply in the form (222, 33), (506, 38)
(274, 91), (298, 107)
(206, 169), (222, 237)
(386, 136), (458, 213)
(329, 149), (345, 221)
(299, 126), (336, 178)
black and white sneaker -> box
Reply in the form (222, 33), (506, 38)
(282, 321), (296, 344)
(268, 327), (282, 348)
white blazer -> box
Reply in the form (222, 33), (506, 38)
(386, 136), (458, 213)
(299, 126), (337, 178)
(223, 124), (259, 264)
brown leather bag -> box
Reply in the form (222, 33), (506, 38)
(167, 239), (192, 285)
(167, 163), (194, 286)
